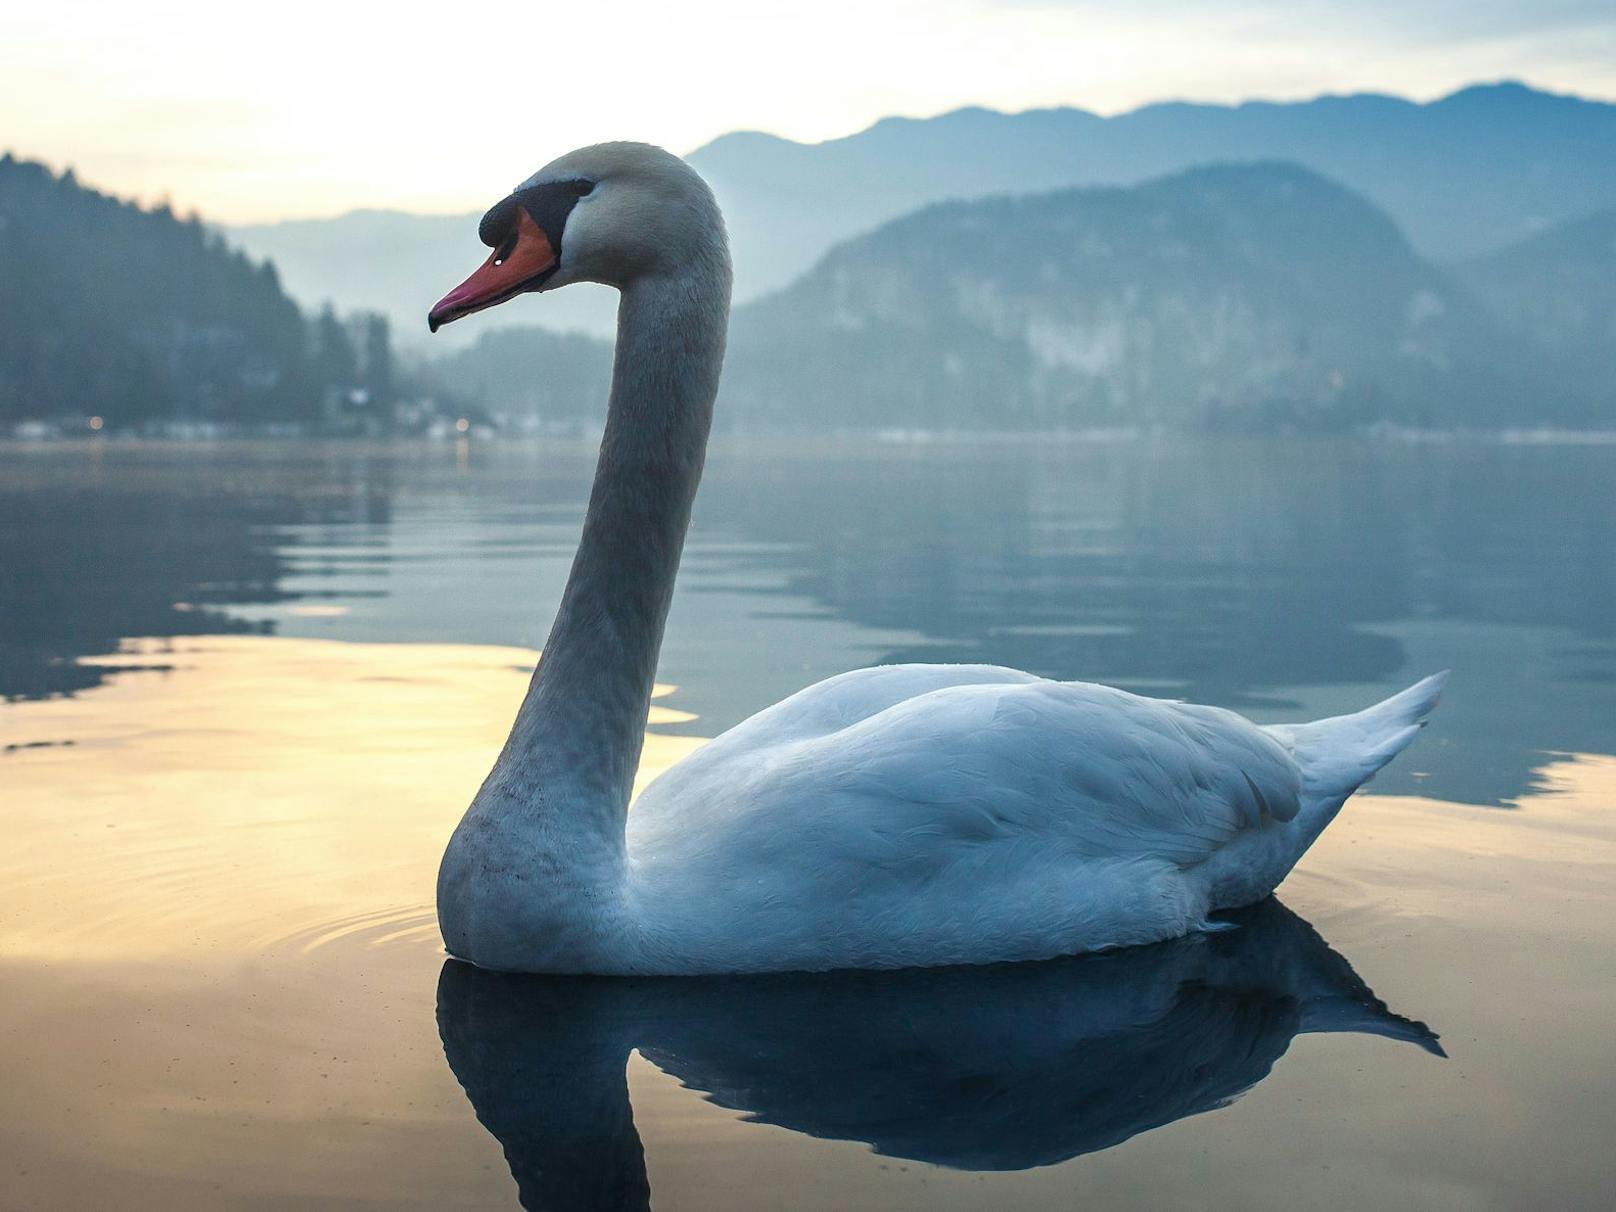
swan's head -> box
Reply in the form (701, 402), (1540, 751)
(428, 142), (724, 332)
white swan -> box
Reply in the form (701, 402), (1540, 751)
(428, 143), (1446, 975)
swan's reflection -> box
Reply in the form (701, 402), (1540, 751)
(438, 900), (1439, 1210)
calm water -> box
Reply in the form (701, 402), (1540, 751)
(2, 435), (1614, 1209)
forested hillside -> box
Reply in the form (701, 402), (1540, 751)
(5, 151), (1611, 434)
(424, 327), (613, 431)
(0, 154), (392, 428)
(721, 164), (1549, 430)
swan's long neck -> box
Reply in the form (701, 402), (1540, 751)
(493, 256), (730, 846)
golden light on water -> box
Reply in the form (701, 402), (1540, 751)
(0, 636), (702, 964)
(2, 635), (1614, 1208)
(3, 633), (1613, 969)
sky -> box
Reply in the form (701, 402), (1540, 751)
(6, 0), (1615, 223)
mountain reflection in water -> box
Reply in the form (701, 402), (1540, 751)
(4, 437), (1613, 806)
(439, 900), (1438, 1210)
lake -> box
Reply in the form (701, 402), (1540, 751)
(2, 434), (1614, 1209)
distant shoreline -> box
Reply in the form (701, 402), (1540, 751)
(8, 425), (1616, 448)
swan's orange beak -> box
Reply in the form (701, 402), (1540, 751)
(428, 208), (558, 332)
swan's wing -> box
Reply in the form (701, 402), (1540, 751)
(634, 676), (1300, 873)
(817, 680), (1302, 867)
(635, 664), (1039, 809)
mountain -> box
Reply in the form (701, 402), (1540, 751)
(1457, 207), (1616, 403)
(719, 163), (1538, 431)
(228, 83), (1616, 342)
(0, 154), (321, 426)
(693, 82), (1616, 300)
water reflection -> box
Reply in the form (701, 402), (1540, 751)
(439, 900), (1438, 1210)
(692, 438), (1616, 804)
(701, 439), (1616, 695)
(0, 442), (397, 699)
(5, 437), (1613, 806)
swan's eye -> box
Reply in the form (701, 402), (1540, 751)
(570, 180), (595, 197)
(493, 234), (518, 267)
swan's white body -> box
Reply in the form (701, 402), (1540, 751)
(432, 143), (1446, 975)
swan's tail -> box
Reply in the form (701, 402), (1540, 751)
(1268, 672), (1449, 807)
(1298, 995), (1446, 1056)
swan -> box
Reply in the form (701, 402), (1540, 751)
(427, 142), (1446, 975)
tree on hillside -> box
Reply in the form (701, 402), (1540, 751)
(361, 313), (395, 406)
(314, 303), (358, 390)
